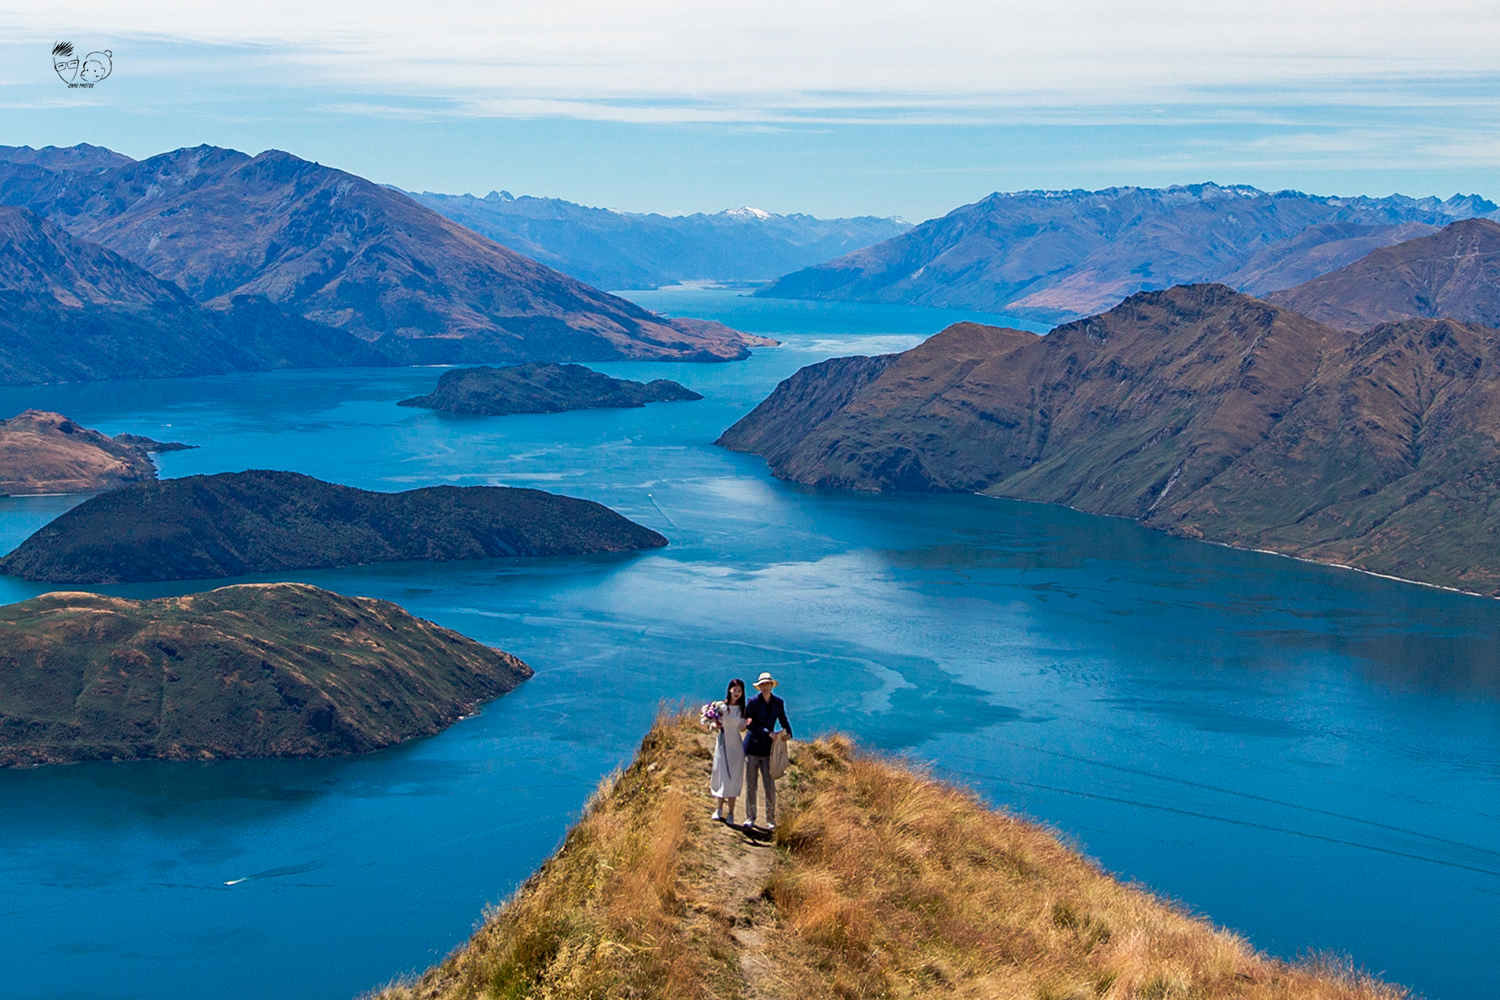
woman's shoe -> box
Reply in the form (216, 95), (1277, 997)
(723, 812), (735, 825)
(710, 810), (722, 821)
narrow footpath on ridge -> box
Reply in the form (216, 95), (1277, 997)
(691, 731), (786, 999)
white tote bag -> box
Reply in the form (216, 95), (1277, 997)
(769, 736), (790, 779)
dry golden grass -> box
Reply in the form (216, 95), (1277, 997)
(769, 735), (1407, 1000)
(368, 710), (742, 1000)
(368, 715), (1409, 1000)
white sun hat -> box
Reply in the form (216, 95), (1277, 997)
(754, 672), (777, 688)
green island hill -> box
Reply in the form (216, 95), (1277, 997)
(0, 582), (530, 767)
(719, 283), (1500, 596)
(0, 409), (193, 495)
(398, 362), (703, 416)
(368, 714), (1407, 1000)
(0, 469), (668, 584)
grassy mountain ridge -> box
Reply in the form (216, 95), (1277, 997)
(0, 470), (668, 584)
(720, 284), (1500, 594)
(0, 582), (531, 767)
(369, 714), (1406, 1000)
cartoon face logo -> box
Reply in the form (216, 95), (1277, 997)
(79, 51), (112, 83)
(51, 41), (77, 83)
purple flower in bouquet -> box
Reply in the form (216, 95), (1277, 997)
(700, 700), (726, 730)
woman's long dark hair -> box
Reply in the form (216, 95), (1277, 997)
(725, 678), (746, 708)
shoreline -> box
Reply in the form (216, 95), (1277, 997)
(978, 491), (1495, 601)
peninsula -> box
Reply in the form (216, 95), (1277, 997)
(719, 284), (1500, 595)
(0, 470), (667, 584)
(398, 363), (703, 415)
(371, 714), (1407, 1000)
(0, 409), (193, 495)
(0, 583), (530, 766)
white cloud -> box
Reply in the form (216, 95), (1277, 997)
(6, 0), (1500, 120)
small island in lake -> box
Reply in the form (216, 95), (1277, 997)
(0, 410), (194, 495)
(398, 362), (703, 415)
(0, 469), (667, 584)
(0, 583), (532, 767)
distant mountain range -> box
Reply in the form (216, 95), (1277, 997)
(0, 144), (766, 381)
(722, 277), (1500, 595)
(408, 190), (911, 290)
(755, 184), (1500, 322)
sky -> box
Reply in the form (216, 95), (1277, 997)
(3, 1), (1500, 221)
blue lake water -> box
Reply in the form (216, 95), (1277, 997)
(1, 288), (1497, 1000)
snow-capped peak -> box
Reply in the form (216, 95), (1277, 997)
(722, 206), (773, 220)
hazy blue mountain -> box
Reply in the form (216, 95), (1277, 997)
(408, 190), (911, 289)
(756, 184), (1500, 322)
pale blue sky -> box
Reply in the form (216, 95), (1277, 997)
(3, 3), (1500, 222)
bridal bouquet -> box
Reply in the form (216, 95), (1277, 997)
(700, 700), (726, 730)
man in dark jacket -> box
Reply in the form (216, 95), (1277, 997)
(742, 671), (792, 831)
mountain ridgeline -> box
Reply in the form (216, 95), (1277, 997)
(756, 183), (1498, 322)
(0, 470), (668, 583)
(721, 283), (1500, 595)
(0, 583), (531, 766)
(409, 190), (911, 290)
(0, 143), (767, 382)
(1269, 217), (1500, 330)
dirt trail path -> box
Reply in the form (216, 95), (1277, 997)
(692, 733), (788, 1000)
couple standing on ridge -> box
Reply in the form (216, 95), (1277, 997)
(707, 672), (792, 830)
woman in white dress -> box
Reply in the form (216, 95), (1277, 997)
(710, 678), (749, 823)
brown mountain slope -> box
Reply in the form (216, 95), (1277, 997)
(1220, 221), (1439, 295)
(0, 582), (531, 766)
(0, 204), (389, 383)
(0, 410), (184, 494)
(1269, 218), (1500, 330)
(0, 145), (765, 363)
(719, 285), (1500, 594)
